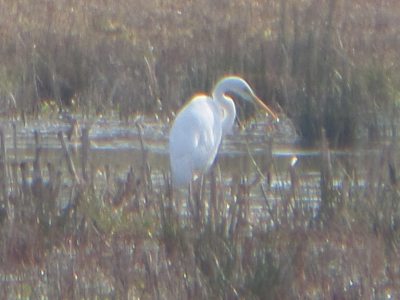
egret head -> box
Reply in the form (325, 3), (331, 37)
(216, 76), (279, 122)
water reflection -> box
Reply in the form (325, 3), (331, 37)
(1, 116), (389, 213)
(2, 116), (385, 183)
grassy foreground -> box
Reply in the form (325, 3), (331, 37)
(0, 125), (399, 299)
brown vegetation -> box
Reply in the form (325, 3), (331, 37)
(0, 0), (399, 144)
(0, 122), (399, 299)
(0, 0), (400, 299)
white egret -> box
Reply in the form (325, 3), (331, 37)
(169, 76), (278, 187)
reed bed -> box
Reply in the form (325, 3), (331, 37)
(0, 0), (399, 145)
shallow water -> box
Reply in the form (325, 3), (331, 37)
(0, 114), (388, 213)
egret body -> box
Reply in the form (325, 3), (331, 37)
(169, 76), (278, 187)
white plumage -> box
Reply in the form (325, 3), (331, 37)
(169, 76), (278, 187)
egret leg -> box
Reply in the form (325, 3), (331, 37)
(208, 167), (217, 229)
(188, 180), (199, 224)
(196, 175), (206, 225)
(188, 181), (194, 220)
(187, 177), (205, 227)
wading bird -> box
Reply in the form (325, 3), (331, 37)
(169, 76), (278, 187)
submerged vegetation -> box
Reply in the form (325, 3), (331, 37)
(0, 0), (400, 298)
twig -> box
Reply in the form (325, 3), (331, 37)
(0, 128), (8, 206)
(12, 122), (17, 161)
(58, 131), (79, 184)
(260, 184), (277, 226)
(81, 126), (91, 181)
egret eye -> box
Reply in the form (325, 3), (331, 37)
(239, 88), (253, 102)
(241, 87), (253, 98)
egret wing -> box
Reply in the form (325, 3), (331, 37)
(169, 96), (222, 186)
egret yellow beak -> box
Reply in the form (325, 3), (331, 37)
(252, 95), (279, 122)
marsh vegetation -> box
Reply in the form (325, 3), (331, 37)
(0, 0), (400, 299)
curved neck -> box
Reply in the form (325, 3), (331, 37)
(213, 87), (236, 136)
